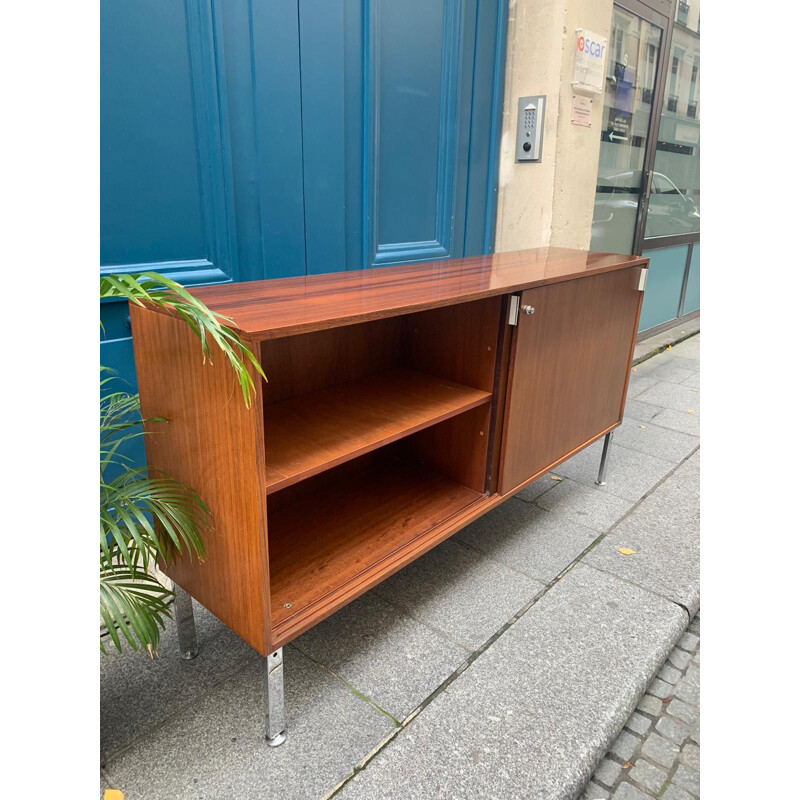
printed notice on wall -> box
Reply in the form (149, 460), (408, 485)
(571, 95), (593, 126)
(573, 28), (607, 94)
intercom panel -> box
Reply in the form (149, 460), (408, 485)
(515, 95), (546, 163)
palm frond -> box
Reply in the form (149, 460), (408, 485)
(100, 272), (260, 655)
(100, 468), (209, 572)
(99, 564), (173, 655)
(101, 271), (266, 407)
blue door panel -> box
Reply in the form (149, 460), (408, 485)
(100, 0), (238, 288)
(368, 0), (466, 265)
(375, 0), (449, 248)
(250, 0), (309, 279)
(100, 0), (204, 267)
(304, 0), (506, 270)
(101, 0), (508, 470)
(299, 0), (349, 275)
(464, 0), (508, 255)
(101, 336), (146, 476)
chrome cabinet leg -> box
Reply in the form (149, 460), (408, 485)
(265, 648), (287, 746)
(595, 432), (614, 486)
(174, 584), (199, 660)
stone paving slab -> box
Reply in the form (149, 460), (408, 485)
(455, 497), (600, 582)
(649, 408), (700, 437)
(636, 382), (701, 414)
(372, 537), (544, 650)
(516, 472), (563, 501)
(337, 564), (687, 800)
(670, 336), (700, 360)
(626, 375), (660, 398)
(100, 602), (259, 760)
(609, 419), (699, 465)
(531, 477), (636, 530)
(292, 590), (468, 720)
(622, 398), (663, 422)
(551, 439), (676, 502)
(665, 356), (699, 372)
(584, 452), (700, 615)
(103, 646), (396, 800)
(680, 372), (700, 389)
(647, 363), (696, 385)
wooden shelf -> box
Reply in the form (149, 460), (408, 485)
(268, 457), (484, 630)
(263, 368), (491, 493)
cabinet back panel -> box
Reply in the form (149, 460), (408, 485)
(399, 404), (491, 493)
(260, 316), (403, 404)
(401, 297), (501, 392)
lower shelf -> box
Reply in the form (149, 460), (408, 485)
(267, 457), (484, 631)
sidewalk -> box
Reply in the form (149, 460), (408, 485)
(101, 334), (700, 800)
(583, 614), (700, 800)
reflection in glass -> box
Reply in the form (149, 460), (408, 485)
(645, 0), (700, 238)
(590, 8), (662, 254)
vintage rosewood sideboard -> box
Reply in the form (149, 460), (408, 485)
(130, 246), (648, 745)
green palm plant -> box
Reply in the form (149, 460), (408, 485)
(100, 272), (265, 655)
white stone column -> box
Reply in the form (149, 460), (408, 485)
(494, 0), (613, 252)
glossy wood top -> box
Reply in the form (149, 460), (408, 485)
(185, 247), (647, 340)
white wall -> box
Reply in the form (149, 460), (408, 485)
(494, 0), (613, 252)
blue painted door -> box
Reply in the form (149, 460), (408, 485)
(101, 0), (508, 460)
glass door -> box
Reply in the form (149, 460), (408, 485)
(638, 0), (701, 332)
(590, 2), (668, 255)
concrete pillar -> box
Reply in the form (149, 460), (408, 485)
(494, 0), (614, 252)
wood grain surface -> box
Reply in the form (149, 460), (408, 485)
(154, 247), (646, 340)
(263, 368), (491, 493)
(499, 267), (643, 493)
(129, 304), (272, 655)
(128, 248), (647, 653)
(267, 455), (484, 636)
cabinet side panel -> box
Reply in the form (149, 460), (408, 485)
(499, 267), (642, 493)
(130, 304), (270, 654)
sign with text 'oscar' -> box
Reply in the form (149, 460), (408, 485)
(572, 29), (608, 94)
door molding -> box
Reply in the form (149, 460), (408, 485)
(365, 0), (465, 267)
(101, 0), (238, 288)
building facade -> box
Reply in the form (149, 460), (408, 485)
(100, 0), (699, 444)
(495, 0), (699, 335)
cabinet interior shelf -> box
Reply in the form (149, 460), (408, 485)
(267, 455), (485, 631)
(263, 367), (492, 493)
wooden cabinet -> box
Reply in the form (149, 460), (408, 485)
(499, 267), (643, 493)
(131, 248), (646, 661)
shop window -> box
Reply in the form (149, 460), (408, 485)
(645, 0), (700, 239)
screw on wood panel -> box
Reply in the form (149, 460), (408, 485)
(479, 431), (484, 436)
(284, 603), (292, 609)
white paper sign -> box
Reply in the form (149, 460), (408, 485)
(573, 28), (608, 94)
(571, 95), (593, 126)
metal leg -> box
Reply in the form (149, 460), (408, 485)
(174, 584), (199, 660)
(595, 432), (614, 486)
(265, 648), (287, 746)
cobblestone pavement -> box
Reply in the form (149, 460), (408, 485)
(582, 612), (700, 800)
